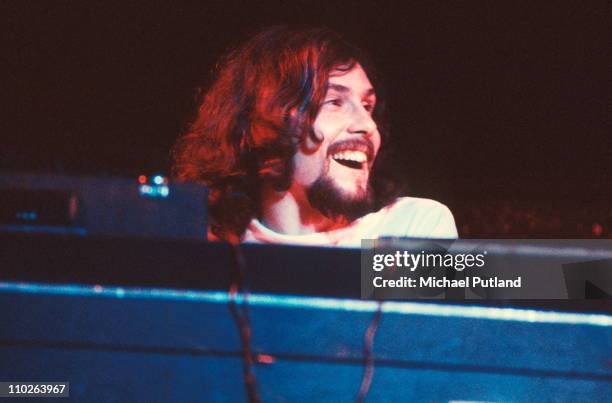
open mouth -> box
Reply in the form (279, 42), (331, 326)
(331, 150), (367, 170)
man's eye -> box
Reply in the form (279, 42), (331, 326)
(324, 99), (343, 107)
(363, 103), (374, 113)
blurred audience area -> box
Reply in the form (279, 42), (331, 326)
(454, 199), (611, 238)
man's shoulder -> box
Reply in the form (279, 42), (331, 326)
(383, 197), (452, 215)
(361, 197), (458, 239)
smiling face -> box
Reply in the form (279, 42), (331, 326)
(291, 63), (381, 219)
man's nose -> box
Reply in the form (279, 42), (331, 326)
(347, 105), (377, 137)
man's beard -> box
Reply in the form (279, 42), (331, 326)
(306, 174), (375, 222)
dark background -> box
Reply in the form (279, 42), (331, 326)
(2, 1), (610, 236)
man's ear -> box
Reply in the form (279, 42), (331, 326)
(308, 127), (324, 143)
(288, 105), (323, 150)
(297, 128), (323, 155)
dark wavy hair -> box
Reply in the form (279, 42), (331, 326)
(171, 26), (400, 241)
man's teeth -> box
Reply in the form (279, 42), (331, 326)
(331, 151), (367, 163)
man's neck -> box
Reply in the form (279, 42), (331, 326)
(259, 185), (348, 235)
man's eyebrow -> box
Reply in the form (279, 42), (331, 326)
(327, 84), (350, 94)
(327, 84), (377, 98)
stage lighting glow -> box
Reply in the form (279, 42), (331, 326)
(139, 184), (169, 198)
(256, 354), (276, 364)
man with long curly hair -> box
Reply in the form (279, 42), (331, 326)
(172, 26), (457, 245)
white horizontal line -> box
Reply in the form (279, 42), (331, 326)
(1, 281), (610, 327)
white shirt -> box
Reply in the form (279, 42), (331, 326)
(243, 197), (458, 247)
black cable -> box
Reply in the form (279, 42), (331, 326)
(227, 240), (382, 403)
(228, 242), (261, 403)
(356, 301), (383, 403)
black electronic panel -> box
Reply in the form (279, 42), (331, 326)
(0, 173), (207, 240)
